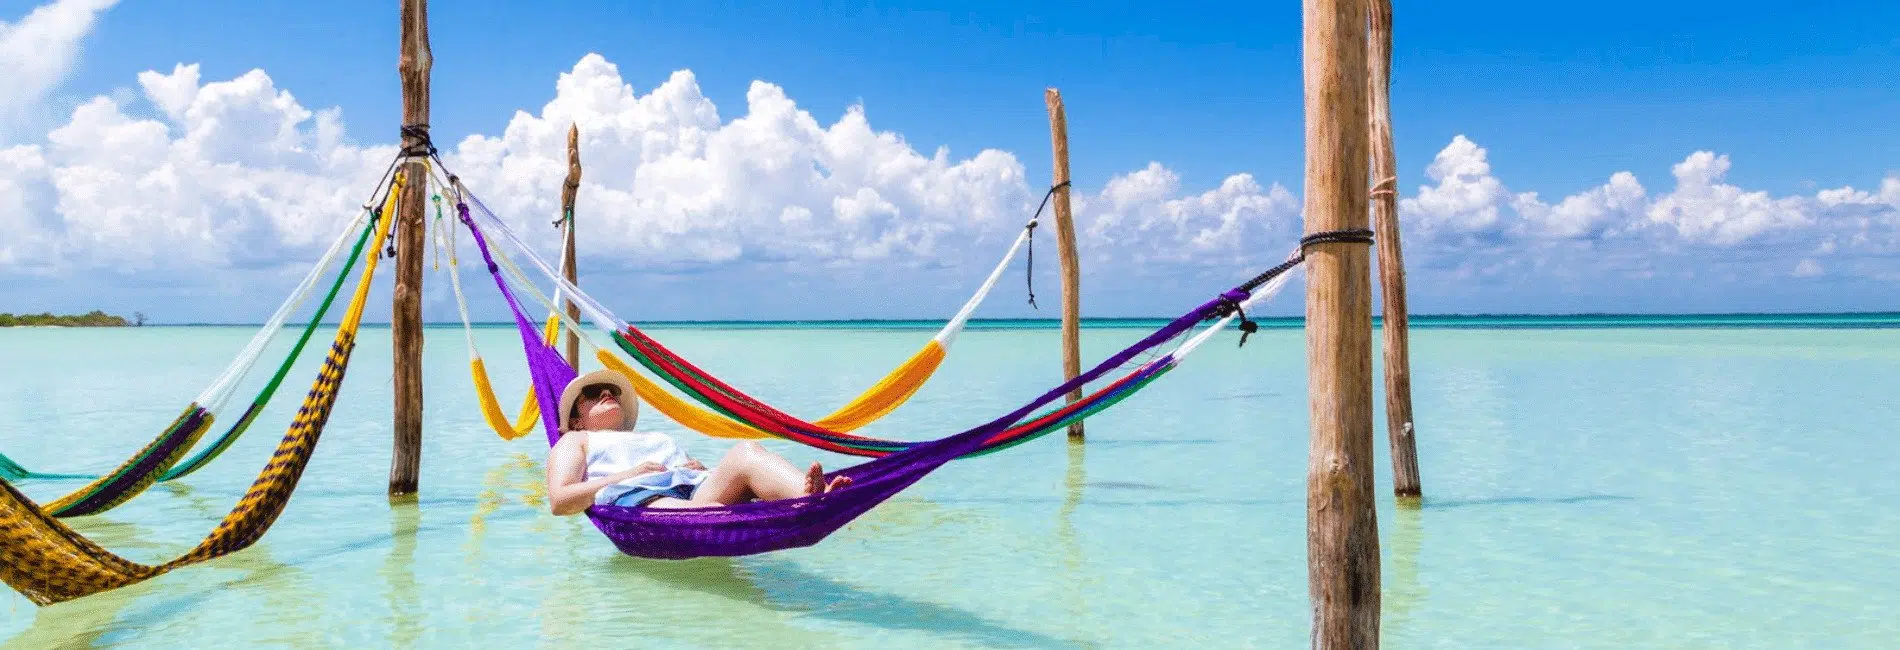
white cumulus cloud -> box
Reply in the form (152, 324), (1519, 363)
(1643, 152), (1813, 245)
(1399, 135), (1512, 236)
(0, 0), (117, 139)
(446, 55), (1037, 273)
(14, 63), (390, 273)
(5, 0), (1900, 320)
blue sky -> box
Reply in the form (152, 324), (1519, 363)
(3, 0), (1898, 322)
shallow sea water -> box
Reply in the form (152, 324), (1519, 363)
(2, 322), (1897, 648)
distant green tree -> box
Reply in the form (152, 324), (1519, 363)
(0, 310), (130, 327)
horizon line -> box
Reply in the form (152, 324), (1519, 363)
(98, 310), (1900, 327)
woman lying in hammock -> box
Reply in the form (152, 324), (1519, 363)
(545, 369), (852, 515)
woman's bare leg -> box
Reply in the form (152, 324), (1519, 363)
(649, 441), (850, 508)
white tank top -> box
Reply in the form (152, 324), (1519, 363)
(583, 429), (709, 505)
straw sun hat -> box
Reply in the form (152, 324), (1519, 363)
(558, 369), (639, 432)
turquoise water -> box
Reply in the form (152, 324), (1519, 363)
(2, 321), (1897, 647)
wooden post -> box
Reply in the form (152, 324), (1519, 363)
(389, 0), (431, 500)
(1368, 0), (1422, 502)
(1302, 0), (1381, 646)
(561, 123), (583, 369)
(1044, 88), (1084, 440)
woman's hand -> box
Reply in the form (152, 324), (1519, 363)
(683, 458), (707, 471)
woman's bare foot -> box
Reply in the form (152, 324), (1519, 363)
(803, 462), (854, 496)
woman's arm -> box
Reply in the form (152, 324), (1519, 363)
(545, 434), (665, 516)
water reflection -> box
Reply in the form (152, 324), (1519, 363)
(747, 558), (1079, 648)
(381, 501), (422, 649)
(4, 482), (311, 649)
(1059, 440), (1091, 640)
(1382, 504), (1428, 638)
(468, 452), (539, 553)
(3, 514), (164, 649)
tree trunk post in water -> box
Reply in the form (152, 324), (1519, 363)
(561, 123), (583, 369)
(389, 0), (431, 500)
(1302, 0), (1382, 646)
(1368, 0), (1422, 503)
(1044, 88), (1084, 441)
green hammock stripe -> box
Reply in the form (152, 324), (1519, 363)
(159, 210), (380, 482)
(965, 364), (1174, 459)
(626, 329), (762, 409)
(612, 324), (1170, 458)
(0, 452), (90, 481)
(0, 213), (377, 487)
(46, 405), (204, 516)
(611, 330), (913, 452)
(610, 333), (755, 426)
(158, 402), (262, 481)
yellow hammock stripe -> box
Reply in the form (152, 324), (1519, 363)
(594, 339), (947, 440)
(811, 339), (946, 431)
(0, 170), (406, 607)
(473, 313), (560, 440)
(40, 407), (215, 516)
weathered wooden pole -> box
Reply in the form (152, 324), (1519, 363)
(561, 123), (583, 369)
(1302, 0), (1382, 646)
(1044, 88), (1084, 441)
(389, 0), (431, 500)
(1368, 0), (1422, 503)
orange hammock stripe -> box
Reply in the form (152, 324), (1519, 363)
(594, 339), (945, 440)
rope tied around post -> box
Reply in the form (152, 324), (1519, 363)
(1023, 179), (1071, 309)
(399, 123), (436, 158)
(385, 129), (434, 260)
(1369, 176), (1398, 198)
(1212, 228), (1375, 347)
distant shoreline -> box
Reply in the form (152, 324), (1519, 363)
(0, 310), (137, 327)
(32, 312), (1900, 330)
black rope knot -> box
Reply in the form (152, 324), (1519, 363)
(1211, 290), (1262, 347)
(1022, 180), (1071, 309)
(1024, 221), (1039, 309)
(400, 123), (436, 158)
(1210, 228), (1375, 347)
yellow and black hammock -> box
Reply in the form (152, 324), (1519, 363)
(0, 171), (405, 606)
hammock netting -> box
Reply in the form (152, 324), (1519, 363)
(0, 195), (379, 516)
(459, 199), (1026, 443)
(0, 155), (1307, 605)
(452, 192), (1296, 559)
(0, 169), (407, 605)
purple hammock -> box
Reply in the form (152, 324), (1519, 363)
(460, 205), (1231, 559)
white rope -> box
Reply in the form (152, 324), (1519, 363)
(553, 216), (574, 326)
(488, 228), (612, 354)
(463, 188), (625, 333)
(462, 182), (1034, 349)
(933, 224), (1033, 350)
(460, 186), (624, 326)
(1167, 251), (1306, 362)
(448, 173), (1308, 375)
(435, 194), (480, 361)
(195, 208), (370, 408)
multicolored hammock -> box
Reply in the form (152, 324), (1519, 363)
(452, 177), (1041, 442)
(456, 196), (1305, 559)
(0, 170), (406, 606)
(0, 202), (380, 517)
(459, 189), (1231, 459)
